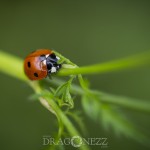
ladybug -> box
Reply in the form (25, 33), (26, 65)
(24, 49), (61, 80)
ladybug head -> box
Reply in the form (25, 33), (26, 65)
(46, 53), (61, 74)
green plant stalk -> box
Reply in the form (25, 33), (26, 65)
(49, 78), (150, 113)
(0, 51), (27, 81)
(1, 50), (150, 148)
(0, 50), (150, 113)
(99, 93), (150, 113)
(31, 82), (90, 150)
(1, 50), (150, 78)
(0, 51), (89, 150)
(57, 52), (150, 76)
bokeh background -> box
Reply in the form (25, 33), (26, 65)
(0, 0), (150, 150)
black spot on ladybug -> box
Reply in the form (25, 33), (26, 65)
(34, 73), (38, 77)
(27, 62), (31, 68)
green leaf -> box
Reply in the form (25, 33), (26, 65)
(54, 82), (69, 97)
(49, 87), (56, 94)
(100, 104), (150, 146)
(62, 89), (74, 108)
(81, 89), (150, 146)
(54, 77), (75, 108)
(81, 94), (100, 121)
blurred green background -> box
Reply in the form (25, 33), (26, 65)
(0, 0), (150, 150)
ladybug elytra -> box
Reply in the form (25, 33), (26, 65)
(24, 49), (61, 80)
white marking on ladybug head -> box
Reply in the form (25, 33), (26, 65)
(46, 54), (50, 58)
(51, 67), (57, 73)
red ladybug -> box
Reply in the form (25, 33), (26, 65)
(24, 49), (61, 80)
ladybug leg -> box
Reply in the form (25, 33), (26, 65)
(47, 61), (53, 71)
(53, 63), (61, 71)
(47, 69), (53, 79)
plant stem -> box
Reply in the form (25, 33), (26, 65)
(99, 93), (150, 113)
(57, 52), (150, 76)
(1, 50), (150, 148)
(0, 51), (27, 81)
(53, 50), (76, 65)
(0, 51), (90, 150)
(32, 82), (90, 150)
(0, 50), (150, 113)
(1, 50), (150, 78)
(48, 78), (150, 114)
